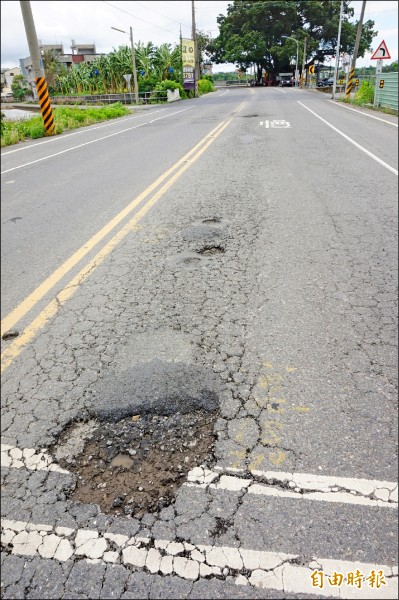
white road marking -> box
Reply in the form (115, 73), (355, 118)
(298, 101), (398, 176)
(186, 466), (397, 507)
(0, 108), (167, 156)
(1, 518), (397, 598)
(2, 445), (397, 507)
(1, 444), (68, 473)
(0, 106), (194, 175)
(328, 100), (398, 127)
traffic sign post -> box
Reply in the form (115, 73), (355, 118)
(123, 74), (132, 104)
(371, 39), (390, 108)
(370, 40), (391, 61)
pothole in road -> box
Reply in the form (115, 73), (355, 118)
(53, 360), (221, 517)
(57, 411), (216, 517)
(2, 330), (19, 341)
(202, 217), (221, 224)
(197, 246), (225, 256)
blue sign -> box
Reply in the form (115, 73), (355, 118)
(141, 70), (145, 76)
(169, 67), (174, 73)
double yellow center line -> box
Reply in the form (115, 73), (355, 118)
(1, 105), (246, 373)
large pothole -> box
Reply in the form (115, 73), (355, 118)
(53, 360), (221, 517)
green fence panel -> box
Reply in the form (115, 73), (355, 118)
(376, 72), (398, 111)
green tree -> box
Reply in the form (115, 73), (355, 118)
(11, 74), (31, 100)
(209, 1), (377, 83)
(41, 48), (68, 93)
(197, 31), (213, 76)
(382, 61), (398, 73)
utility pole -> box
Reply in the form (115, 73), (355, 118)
(130, 27), (139, 104)
(179, 24), (184, 87)
(332, 0), (344, 100)
(19, 1), (55, 135)
(191, 0), (199, 97)
(111, 26), (139, 104)
(345, 0), (366, 99)
(301, 37), (307, 87)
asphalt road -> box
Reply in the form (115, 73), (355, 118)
(1, 87), (398, 599)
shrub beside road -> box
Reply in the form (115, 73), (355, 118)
(1, 102), (130, 147)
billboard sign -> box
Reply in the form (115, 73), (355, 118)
(182, 38), (195, 89)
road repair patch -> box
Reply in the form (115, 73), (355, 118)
(52, 360), (221, 517)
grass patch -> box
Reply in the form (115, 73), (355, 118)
(1, 102), (130, 147)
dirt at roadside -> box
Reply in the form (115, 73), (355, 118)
(57, 410), (216, 517)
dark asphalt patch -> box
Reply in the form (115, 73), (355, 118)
(53, 361), (222, 516)
(90, 360), (221, 422)
(182, 224), (223, 242)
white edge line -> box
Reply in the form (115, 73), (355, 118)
(297, 100), (398, 176)
(327, 100), (398, 127)
(0, 108), (167, 156)
(1, 517), (397, 598)
(1, 106), (194, 175)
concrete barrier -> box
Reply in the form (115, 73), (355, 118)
(167, 89), (181, 102)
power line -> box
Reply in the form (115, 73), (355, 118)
(133, 1), (191, 30)
(102, 0), (182, 37)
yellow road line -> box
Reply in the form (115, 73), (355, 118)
(1, 120), (228, 337)
(1, 119), (232, 373)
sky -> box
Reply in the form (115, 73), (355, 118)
(1, 1), (398, 72)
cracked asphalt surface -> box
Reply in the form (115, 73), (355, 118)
(1, 87), (398, 598)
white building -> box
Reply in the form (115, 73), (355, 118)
(1, 66), (22, 96)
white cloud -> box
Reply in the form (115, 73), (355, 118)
(1, 0), (397, 71)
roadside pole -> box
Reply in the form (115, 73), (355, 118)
(345, 0), (366, 99)
(130, 27), (139, 105)
(301, 37), (307, 87)
(373, 60), (383, 108)
(332, 1), (343, 100)
(19, 0), (55, 135)
(191, 0), (199, 97)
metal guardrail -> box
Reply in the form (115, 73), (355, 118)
(49, 91), (168, 105)
(216, 80), (250, 87)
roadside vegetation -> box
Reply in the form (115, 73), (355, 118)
(1, 103), (129, 147)
(337, 80), (398, 115)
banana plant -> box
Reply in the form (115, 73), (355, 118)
(135, 42), (156, 80)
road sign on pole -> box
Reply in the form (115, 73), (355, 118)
(371, 40), (391, 60)
(123, 74), (132, 104)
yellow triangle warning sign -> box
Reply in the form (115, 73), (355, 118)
(371, 40), (391, 60)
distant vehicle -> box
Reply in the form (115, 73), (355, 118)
(279, 79), (292, 87)
(317, 77), (334, 88)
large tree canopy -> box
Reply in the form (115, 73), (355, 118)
(208, 1), (377, 82)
